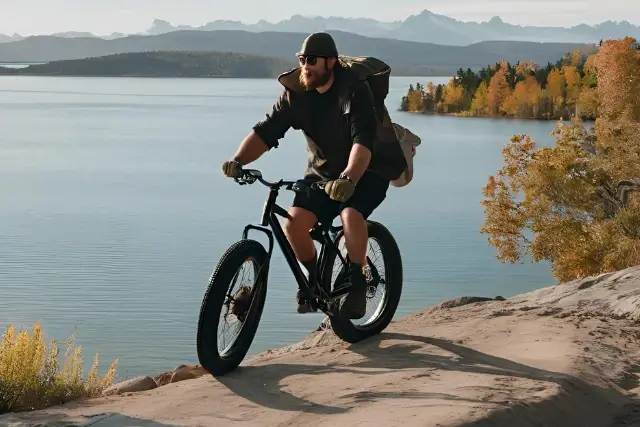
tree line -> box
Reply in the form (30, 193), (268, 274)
(400, 47), (600, 120)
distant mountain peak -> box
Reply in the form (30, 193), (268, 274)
(151, 19), (171, 26)
(417, 9), (436, 16)
(2, 10), (638, 46)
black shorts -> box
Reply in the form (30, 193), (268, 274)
(292, 171), (389, 224)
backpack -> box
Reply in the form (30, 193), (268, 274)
(389, 122), (421, 187)
(337, 55), (420, 187)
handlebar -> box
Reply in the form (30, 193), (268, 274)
(232, 166), (327, 193)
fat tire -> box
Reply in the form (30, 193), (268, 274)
(322, 220), (403, 343)
(196, 239), (268, 376)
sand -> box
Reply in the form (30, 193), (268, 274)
(2, 266), (640, 427)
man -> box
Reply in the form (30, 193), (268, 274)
(221, 32), (390, 319)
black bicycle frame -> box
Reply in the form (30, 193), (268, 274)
(241, 182), (350, 312)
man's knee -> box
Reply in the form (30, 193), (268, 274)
(284, 207), (318, 239)
(340, 207), (365, 225)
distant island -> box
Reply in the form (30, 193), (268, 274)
(400, 46), (601, 121)
(0, 51), (296, 78)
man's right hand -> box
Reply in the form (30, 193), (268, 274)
(222, 160), (242, 178)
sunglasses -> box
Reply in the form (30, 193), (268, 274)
(298, 55), (322, 66)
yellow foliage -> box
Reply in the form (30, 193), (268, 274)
(470, 81), (489, 115)
(427, 82), (436, 99)
(577, 87), (599, 119)
(0, 323), (118, 414)
(569, 49), (584, 67)
(562, 65), (582, 104)
(591, 37), (640, 181)
(516, 60), (537, 77)
(481, 37), (640, 282)
(487, 65), (512, 115)
(546, 68), (565, 104)
(441, 78), (465, 112)
(501, 76), (542, 118)
(406, 89), (423, 113)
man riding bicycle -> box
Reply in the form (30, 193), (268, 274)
(221, 32), (401, 320)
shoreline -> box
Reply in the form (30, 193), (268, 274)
(400, 109), (596, 123)
(2, 266), (640, 426)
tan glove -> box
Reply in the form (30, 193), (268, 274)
(221, 160), (241, 177)
(325, 176), (355, 202)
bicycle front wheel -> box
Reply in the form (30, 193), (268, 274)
(196, 239), (269, 376)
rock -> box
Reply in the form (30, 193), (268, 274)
(316, 316), (331, 332)
(430, 296), (506, 312)
(102, 376), (158, 396)
(170, 364), (208, 384)
(153, 371), (173, 387)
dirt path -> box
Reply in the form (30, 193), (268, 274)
(3, 266), (640, 427)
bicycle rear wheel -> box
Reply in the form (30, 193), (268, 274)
(320, 220), (403, 343)
(196, 239), (269, 376)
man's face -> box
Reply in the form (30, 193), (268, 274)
(298, 55), (332, 89)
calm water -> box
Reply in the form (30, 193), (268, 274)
(0, 75), (557, 379)
(0, 63), (45, 69)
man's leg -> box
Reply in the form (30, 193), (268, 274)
(340, 207), (368, 266)
(285, 187), (340, 313)
(283, 207), (319, 313)
(337, 171), (390, 319)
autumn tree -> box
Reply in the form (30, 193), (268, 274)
(480, 37), (640, 282)
(423, 82), (437, 113)
(575, 54), (600, 119)
(545, 67), (565, 114)
(401, 83), (424, 112)
(501, 76), (542, 118)
(562, 64), (582, 106)
(439, 77), (465, 113)
(470, 81), (489, 116)
(577, 88), (599, 120)
(487, 60), (512, 116)
(591, 37), (640, 181)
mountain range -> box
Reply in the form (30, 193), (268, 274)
(1, 10), (638, 46)
(0, 29), (597, 76)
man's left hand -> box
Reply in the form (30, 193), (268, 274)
(325, 177), (355, 202)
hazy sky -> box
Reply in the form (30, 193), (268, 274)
(1, 0), (638, 35)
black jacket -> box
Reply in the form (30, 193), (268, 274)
(252, 64), (380, 180)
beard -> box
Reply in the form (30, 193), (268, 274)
(299, 66), (332, 90)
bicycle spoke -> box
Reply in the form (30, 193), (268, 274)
(329, 235), (387, 326)
(217, 260), (256, 354)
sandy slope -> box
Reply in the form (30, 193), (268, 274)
(3, 266), (640, 427)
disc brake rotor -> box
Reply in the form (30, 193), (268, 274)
(230, 285), (252, 322)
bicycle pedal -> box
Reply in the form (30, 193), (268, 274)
(323, 301), (340, 317)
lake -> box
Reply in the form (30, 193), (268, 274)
(0, 75), (558, 379)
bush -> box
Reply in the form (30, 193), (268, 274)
(0, 322), (118, 414)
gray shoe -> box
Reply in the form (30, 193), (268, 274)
(296, 290), (317, 314)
